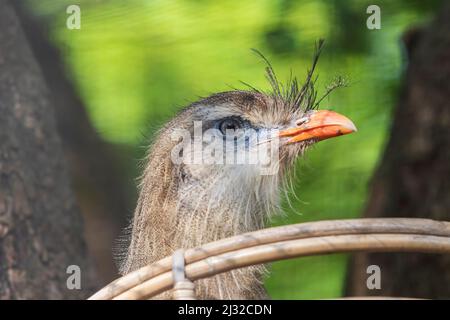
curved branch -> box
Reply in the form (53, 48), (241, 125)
(90, 218), (450, 300)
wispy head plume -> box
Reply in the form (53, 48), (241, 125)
(249, 39), (348, 112)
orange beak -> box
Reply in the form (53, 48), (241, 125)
(279, 110), (357, 144)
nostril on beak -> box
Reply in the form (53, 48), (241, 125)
(295, 117), (309, 126)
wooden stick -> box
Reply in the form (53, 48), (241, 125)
(113, 233), (450, 300)
(89, 218), (450, 300)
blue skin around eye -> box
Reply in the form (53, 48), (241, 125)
(215, 118), (273, 157)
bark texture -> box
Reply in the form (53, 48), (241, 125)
(346, 4), (450, 298)
(11, 1), (133, 284)
(0, 0), (96, 299)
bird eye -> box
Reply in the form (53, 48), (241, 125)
(217, 117), (244, 135)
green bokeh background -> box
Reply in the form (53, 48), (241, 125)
(27, 0), (441, 299)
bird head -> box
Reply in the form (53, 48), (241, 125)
(163, 89), (356, 227)
(170, 90), (356, 173)
(122, 42), (357, 281)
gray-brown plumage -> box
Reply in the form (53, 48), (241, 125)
(118, 41), (356, 299)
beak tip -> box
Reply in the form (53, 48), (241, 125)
(348, 121), (357, 133)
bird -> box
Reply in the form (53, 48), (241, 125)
(117, 42), (357, 299)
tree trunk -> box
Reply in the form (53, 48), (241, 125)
(346, 4), (450, 298)
(0, 0), (97, 299)
(11, 1), (134, 284)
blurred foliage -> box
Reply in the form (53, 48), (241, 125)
(27, 0), (441, 299)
